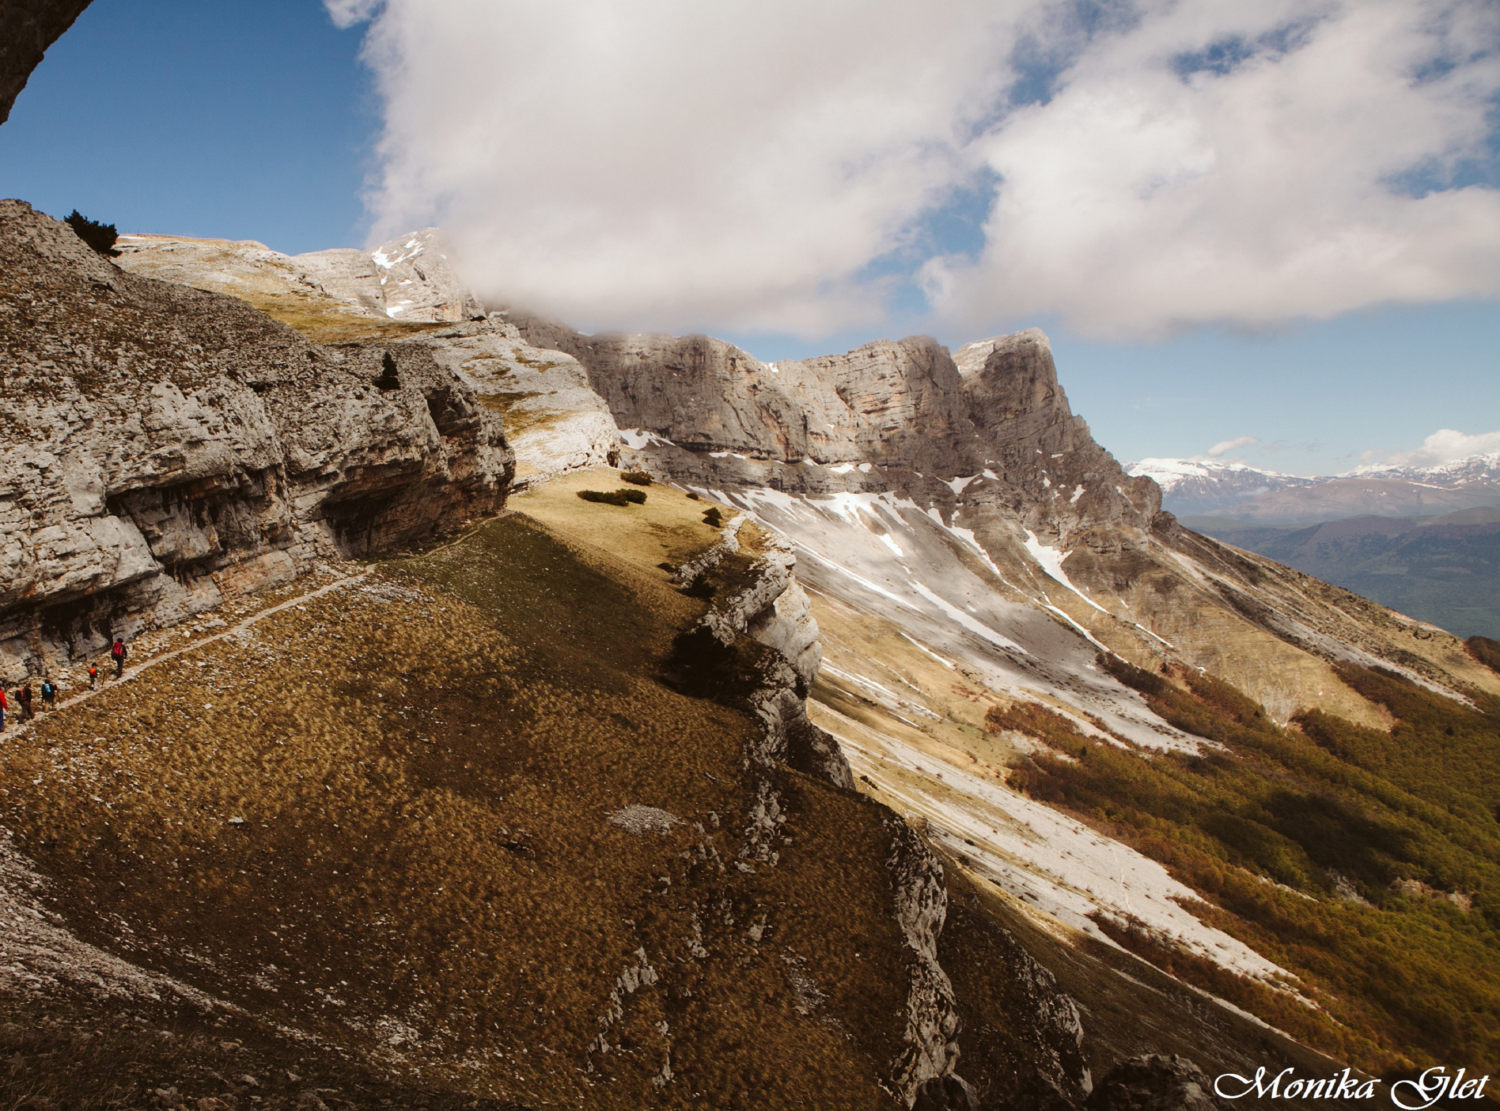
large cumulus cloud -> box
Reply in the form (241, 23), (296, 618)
(332, 0), (1500, 339)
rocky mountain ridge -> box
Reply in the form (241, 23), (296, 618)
(9, 201), (1498, 1101)
(510, 315), (1493, 720)
(7, 3), (1498, 1104)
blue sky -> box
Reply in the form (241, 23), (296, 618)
(2, 0), (1497, 476)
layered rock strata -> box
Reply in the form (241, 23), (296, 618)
(407, 318), (621, 484)
(668, 512), (853, 791)
(0, 201), (512, 679)
(512, 315), (1499, 717)
(511, 317), (1158, 539)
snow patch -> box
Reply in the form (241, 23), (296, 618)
(619, 427), (674, 450)
(832, 724), (1300, 989)
(1023, 531), (1108, 614)
(910, 582), (1026, 655)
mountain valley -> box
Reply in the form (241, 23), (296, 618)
(4, 199), (1500, 1108)
(4, 8), (1500, 1104)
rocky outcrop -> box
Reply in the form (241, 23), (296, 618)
(886, 817), (970, 1107)
(307, 227), (486, 322)
(116, 227), (485, 324)
(1085, 1056), (1221, 1111)
(0, 200), (511, 678)
(0, 0), (92, 125)
(667, 516), (853, 790)
(409, 319), (620, 484)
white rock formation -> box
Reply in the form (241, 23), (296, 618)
(116, 227), (484, 323)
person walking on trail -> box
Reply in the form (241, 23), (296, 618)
(40, 679), (57, 711)
(88, 663), (99, 690)
(110, 637), (127, 679)
(0, 688), (7, 732)
(17, 683), (32, 722)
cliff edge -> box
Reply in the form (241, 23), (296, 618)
(0, 200), (513, 679)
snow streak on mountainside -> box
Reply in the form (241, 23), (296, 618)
(700, 485), (1294, 986)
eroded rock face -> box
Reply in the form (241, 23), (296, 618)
(410, 319), (621, 484)
(886, 817), (967, 1105)
(0, 201), (512, 678)
(0, 0), (92, 125)
(510, 316), (1159, 546)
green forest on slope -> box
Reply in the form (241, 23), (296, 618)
(1000, 657), (1500, 1076)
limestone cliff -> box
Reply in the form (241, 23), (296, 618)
(511, 317), (1157, 541)
(0, 200), (512, 679)
(508, 315), (1497, 723)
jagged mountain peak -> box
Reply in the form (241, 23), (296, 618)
(951, 326), (1052, 378)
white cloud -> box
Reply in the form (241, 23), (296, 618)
(325, 0), (383, 30)
(1360, 428), (1500, 468)
(1206, 435), (1259, 457)
(336, 0), (1500, 338)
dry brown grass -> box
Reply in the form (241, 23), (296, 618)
(514, 468), (731, 581)
(1, 507), (914, 1109)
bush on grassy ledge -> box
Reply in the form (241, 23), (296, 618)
(577, 488), (646, 506)
(621, 470), (653, 486)
(703, 507), (723, 527)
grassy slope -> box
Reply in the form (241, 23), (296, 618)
(0, 477), (922, 1109)
(1003, 657), (1500, 1077)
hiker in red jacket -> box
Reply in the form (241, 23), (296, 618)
(0, 688), (7, 731)
(110, 637), (127, 679)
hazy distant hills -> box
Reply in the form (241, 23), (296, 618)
(1185, 507), (1500, 639)
(1129, 453), (1500, 522)
(1131, 456), (1500, 637)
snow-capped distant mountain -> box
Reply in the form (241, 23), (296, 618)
(1128, 453), (1500, 522)
(1350, 451), (1500, 486)
(1125, 458), (1314, 516)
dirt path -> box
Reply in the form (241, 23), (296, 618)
(6, 568), (373, 732)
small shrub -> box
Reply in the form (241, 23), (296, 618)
(64, 210), (120, 257)
(621, 471), (653, 486)
(703, 507), (723, 527)
(686, 492), (701, 501)
(577, 489), (646, 507)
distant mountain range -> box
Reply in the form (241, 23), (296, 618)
(1128, 453), (1500, 522)
(1126, 455), (1500, 638)
(1184, 507), (1500, 640)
